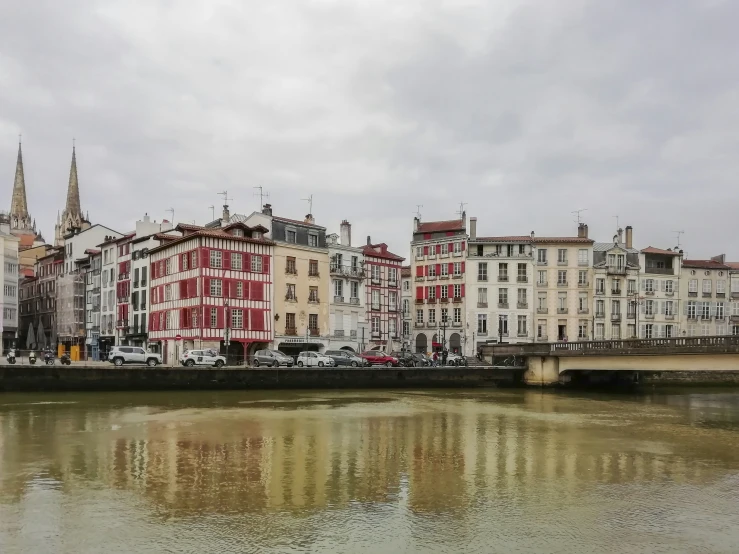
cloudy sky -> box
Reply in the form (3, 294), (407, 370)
(1, 0), (737, 259)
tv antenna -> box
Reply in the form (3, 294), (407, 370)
(218, 191), (232, 207)
(613, 215), (620, 230)
(572, 208), (588, 224)
(209, 205), (215, 221)
(302, 194), (313, 215)
(254, 185), (270, 208)
(415, 205), (423, 219)
(672, 230), (685, 250)
(456, 202), (467, 218)
(166, 208), (174, 223)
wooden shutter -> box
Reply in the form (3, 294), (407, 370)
(461, 262), (465, 274)
(436, 285), (441, 299)
(436, 244), (441, 254)
(223, 251), (230, 270)
(448, 242), (453, 253)
(461, 284), (465, 297)
(250, 309), (264, 331)
(216, 307), (225, 329)
(416, 286), (423, 300)
(188, 279), (196, 298)
(262, 255), (270, 275)
(251, 281), (264, 301)
(448, 263), (453, 275)
(201, 248), (209, 268)
(416, 265), (423, 277)
(461, 242), (465, 251)
(423, 246), (429, 256)
(204, 278), (211, 297)
(436, 264), (441, 276)
(424, 286), (429, 299)
(447, 285), (452, 298)
(150, 262), (156, 279)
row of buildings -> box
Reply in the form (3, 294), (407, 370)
(3, 141), (739, 361)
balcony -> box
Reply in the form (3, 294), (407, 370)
(688, 291), (698, 297)
(415, 276), (425, 282)
(578, 308), (589, 314)
(416, 298), (425, 304)
(517, 276), (528, 283)
(498, 302), (509, 309)
(116, 319), (129, 329)
(438, 298), (449, 304)
(732, 291), (739, 299)
(557, 260), (568, 266)
(537, 260), (548, 266)
(557, 281), (568, 288)
(595, 312), (605, 319)
(644, 313), (655, 320)
(607, 266), (627, 275)
(477, 330), (487, 336)
(371, 303), (381, 311)
(537, 335), (548, 342)
(308, 296), (320, 304)
(627, 312), (636, 320)
(537, 308), (548, 314)
(285, 327), (297, 336)
(665, 314), (675, 320)
(665, 291), (674, 297)
(517, 302), (528, 309)
(453, 251), (463, 258)
(578, 260), (590, 267)
(309, 328), (319, 337)
(439, 275), (450, 280)
(440, 252), (450, 259)
(452, 274), (463, 280)
(557, 308), (568, 314)
(285, 267), (298, 276)
(371, 331), (381, 339)
(334, 296), (344, 304)
(645, 267), (673, 275)
(611, 313), (622, 322)
(498, 275), (509, 282)
(611, 289), (622, 296)
(371, 278), (381, 285)
(452, 322), (463, 328)
(477, 302), (488, 309)
(595, 289), (605, 296)
(389, 305), (399, 312)
(578, 281), (589, 288)
(415, 322), (425, 328)
(427, 322), (438, 328)
(308, 271), (320, 278)
(350, 297), (360, 305)
(426, 275), (437, 282)
(285, 294), (297, 302)
(334, 330), (345, 337)
(702, 292), (712, 298)
(536, 281), (548, 288)
(717, 292), (726, 298)
(452, 297), (463, 303)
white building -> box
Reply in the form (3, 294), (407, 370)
(467, 224), (535, 349)
(401, 265), (412, 350)
(98, 234), (120, 356)
(638, 245), (684, 339)
(680, 255), (731, 338)
(327, 220), (367, 352)
(84, 249), (102, 360)
(0, 228), (20, 350)
(62, 224), (120, 275)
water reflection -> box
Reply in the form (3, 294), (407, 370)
(1, 390), (739, 552)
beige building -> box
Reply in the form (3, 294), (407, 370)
(680, 255), (731, 337)
(638, 245), (684, 339)
(533, 224), (594, 342)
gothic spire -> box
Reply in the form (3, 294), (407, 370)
(10, 139), (29, 218)
(65, 143), (82, 220)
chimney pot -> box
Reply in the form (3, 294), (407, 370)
(577, 223), (585, 238)
(367, 235), (371, 246)
(340, 220), (351, 247)
(262, 204), (273, 216)
(625, 226), (633, 249)
(469, 217), (477, 240)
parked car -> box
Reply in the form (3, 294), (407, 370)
(108, 346), (162, 367)
(296, 351), (335, 367)
(252, 349), (294, 367)
(391, 351), (415, 367)
(410, 353), (431, 367)
(180, 349), (226, 368)
(361, 351), (399, 367)
(446, 352), (467, 366)
(324, 350), (367, 367)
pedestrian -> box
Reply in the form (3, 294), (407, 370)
(432, 351), (438, 366)
(442, 349), (448, 366)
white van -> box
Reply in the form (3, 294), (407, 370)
(296, 351), (335, 367)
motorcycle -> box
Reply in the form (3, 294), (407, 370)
(44, 351), (55, 366)
(29, 351), (37, 365)
(6, 349), (16, 365)
(60, 353), (71, 366)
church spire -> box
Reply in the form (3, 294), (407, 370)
(65, 143), (82, 220)
(10, 139), (29, 218)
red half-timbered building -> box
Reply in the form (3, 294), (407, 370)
(115, 233), (134, 343)
(362, 239), (404, 350)
(148, 222), (274, 365)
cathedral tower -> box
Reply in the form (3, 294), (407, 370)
(54, 144), (90, 246)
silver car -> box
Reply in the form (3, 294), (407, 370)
(108, 346), (162, 367)
(252, 349), (294, 367)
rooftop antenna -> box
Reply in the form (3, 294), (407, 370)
(456, 202), (467, 218)
(302, 194), (313, 215)
(415, 205), (423, 219)
(209, 205), (215, 221)
(166, 208), (174, 223)
(254, 185), (270, 207)
(218, 191), (232, 207)
(672, 230), (685, 250)
(572, 208), (588, 224)
(613, 215), (620, 230)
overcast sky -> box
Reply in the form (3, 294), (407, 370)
(1, 0), (737, 260)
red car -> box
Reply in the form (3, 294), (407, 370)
(360, 351), (399, 367)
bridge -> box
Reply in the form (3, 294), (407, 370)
(481, 335), (739, 386)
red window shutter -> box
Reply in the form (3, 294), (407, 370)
(461, 242), (466, 251)
(424, 233), (431, 240)
(436, 244), (441, 254)
(461, 262), (465, 273)
(423, 246), (429, 256)
(179, 280), (186, 299)
(448, 262), (453, 274)
(416, 265), (423, 277)
(179, 309), (185, 328)
(151, 262), (156, 279)
(263, 255), (270, 275)
(436, 285), (441, 299)
(127, 261), (131, 273)
(436, 264), (441, 276)
(461, 284), (465, 298)
(204, 278), (210, 296)
(250, 309), (264, 331)
(416, 286), (423, 300)
(216, 307), (225, 329)
(223, 251), (230, 269)
(424, 286), (429, 299)
(201, 248), (209, 268)
(448, 242), (454, 252)
(151, 312), (157, 331)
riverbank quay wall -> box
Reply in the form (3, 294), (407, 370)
(0, 366), (523, 392)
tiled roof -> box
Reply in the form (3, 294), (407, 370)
(149, 228), (274, 254)
(593, 242), (639, 254)
(401, 266), (411, 277)
(416, 219), (465, 234)
(84, 248), (100, 255)
(273, 216), (325, 229)
(641, 246), (681, 256)
(726, 262), (739, 270)
(682, 259), (731, 270)
(474, 236), (532, 243)
(362, 243), (405, 262)
(532, 237), (594, 244)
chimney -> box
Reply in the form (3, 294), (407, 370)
(143, 213), (150, 223)
(577, 223), (585, 238)
(221, 204), (230, 227)
(530, 231), (535, 240)
(262, 203), (272, 216)
(470, 217), (477, 240)
(367, 235), (372, 246)
(711, 254), (726, 264)
(584, 224), (589, 238)
(413, 217), (419, 233)
(625, 226), (633, 249)
(340, 220), (351, 246)
(304, 213), (315, 225)
(617, 228), (623, 244)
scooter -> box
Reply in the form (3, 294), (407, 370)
(29, 351), (37, 365)
(60, 353), (71, 366)
(6, 349), (16, 365)
(44, 351), (55, 366)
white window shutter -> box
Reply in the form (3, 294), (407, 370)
(661, 301), (665, 315)
(684, 302), (688, 315)
(660, 280), (666, 292)
(640, 302), (645, 314)
(641, 280), (646, 291)
(639, 324), (645, 338)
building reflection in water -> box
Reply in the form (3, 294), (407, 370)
(1, 390), (739, 521)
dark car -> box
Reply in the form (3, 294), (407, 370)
(324, 350), (366, 367)
(252, 349), (294, 367)
(410, 353), (431, 367)
(391, 351), (415, 367)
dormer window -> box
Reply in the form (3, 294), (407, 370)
(231, 228), (244, 237)
(253, 231), (262, 239)
(286, 230), (297, 243)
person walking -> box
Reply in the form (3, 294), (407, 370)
(432, 351), (439, 367)
(441, 349), (448, 366)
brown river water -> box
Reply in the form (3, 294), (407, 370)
(1, 388), (738, 553)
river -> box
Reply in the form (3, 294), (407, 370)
(1, 389), (738, 553)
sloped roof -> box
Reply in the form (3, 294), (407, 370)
(416, 219), (465, 234)
(593, 242), (639, 254)
(725, 262), (739, 270)
(682, 259), (731, 270)
(641, 246), (681, 256)
(401, 266), (411, 277)
(533, 237), (594, 244)
(362, 243), (405, 262)
(474, 236), (532, 243)
(273, 216), (325, 229)
(149, 228), (274, 254)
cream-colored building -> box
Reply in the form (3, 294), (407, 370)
(637, 245), (684, 339)
(533, 224), (594, 342)
(680, 254), (731, 337)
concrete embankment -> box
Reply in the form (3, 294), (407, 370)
(0, 365), (523, 392)
(642, 371), (739, 386)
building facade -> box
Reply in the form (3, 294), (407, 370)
(638, 245), (684, 339)
(533, 224), (594, 342)
(98, 235), (120, 357)
(148, 222), (274, 366)
(400, 266), (412, 350)
(327, 221), (367, 352)
(1, 230), (20, 349)
(410, 215), (467, 354)
(680, 255), (731, 338)
(363, 238), (404, 351)
(84, 250), (101, 360)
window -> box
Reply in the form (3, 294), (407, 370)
(453, 284), (461, 298)
(285, 313), (296, 331)
(557, 270), (567, 285)
(440, 263), (449, 277)
(286, 284), (296, 300)
(557, 249), (567, 264)
(309, 287), (319, 302)
(687, 301), (697, 319)
(309, 260), (319, 277)
(578, 293), (587, 311)
(428, 264), (437, 277)
(427, 286), (436, 301)
(538, 293), (547, 310)
(416, 246), (423, 258)
(453, 242), (462, 253)
(236, 282), (244, 298)
(517, 263), (527, 282)
(701, 323), (711, 336)
(701, 302), (710, 320)
(441, 243), (449, 255)
(578, 321), (588, 339)
(558, 292), (567, 311)
(404, 280), (410, 290)
(665, 325), (673, 338)
(733, 302), (739, 316)
(232, 309), (243, 329)
(718, 280), (726, 294)
(665, 301), (674, 316)
(210, 308), (218, 328)
(371, 264), (381, 281)
(537, 249), (547, 264)
(645, 279), (654, 293)
(716, 302), (725, 319)
(703, 280), (712, 294)
(499, 315), (508, 336)
(191, 251), (198, 268)
(612, 299), (621, 315)
(611, 324), (621, 339)
(478, 288), (488, 305)
(165, 284), (172, 301)
(645, 299), (654, 316)
(389, 318), (397, 336)
(665, 280), (674, 294)
(251, 256), (263, 273)
(308, 234), (318, 247)
(498, 263), (508, 281)
(537, 320), (547, 339)
(595, 322), (605, 339)
(428, 309), (436, 324)
(334, 280), (343, 298)
(350, 281), (359, 299)
(440, 286), (448, 300)
(498, 288), (508, 306)
(478, 314), (487, 334)
(612, 278), (621, 293)
(689, 279), (698, 293)
(517, 315), (527, 336)
(403, 299), (410, 314)
(372, 289), (381, 307)
(416, 309), (424, 324)
(453, 262), (462, 276)
(231, 253), (242, 270)
(644, 323), (653, 339)
(578, 249), (588, 265)
(596, 299), (605, 316)
(537, 270), (547, 285)
(309, 314), (318, 330)
(454, 308), (461, 323)
(596, 278), (605, 294)
(507, 245), (515, 257)
(191, 308), (198, 328)
(210, 279), (222, 297)
(441, 308), (448, 323)
(210, 250), (222, 269)
(286, 230), (296, 243)
(518, 288), (527, 306)
(628, 279), (636, 295)
(403, 321), (410, 335)
(389, 291), (398, 309)
(578, 270), (587, 286)
(478, 262), (488, 281)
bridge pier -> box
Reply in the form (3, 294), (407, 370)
(524, 356), (561, 386)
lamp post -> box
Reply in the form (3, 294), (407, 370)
(224, 299), (231, 360)
(498, 314), (504, 344)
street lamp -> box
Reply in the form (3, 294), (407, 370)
(498, 314), (504, 344)
(224, 299), (231, 354)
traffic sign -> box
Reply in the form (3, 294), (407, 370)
(175, 334), (182, 341)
